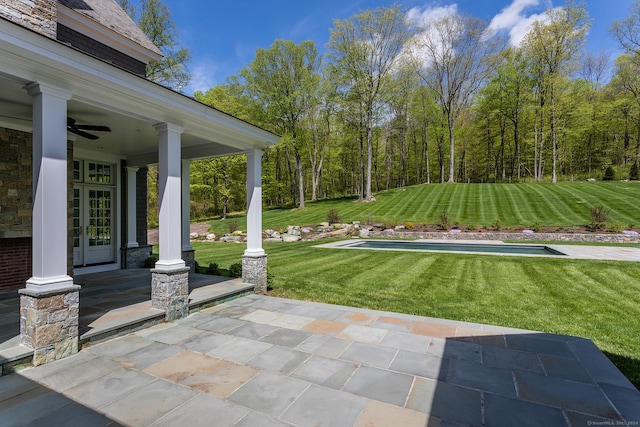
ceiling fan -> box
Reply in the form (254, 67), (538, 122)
(67, 117), (111, 140)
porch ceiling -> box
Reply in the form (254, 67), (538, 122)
(0, 19), (279, 165)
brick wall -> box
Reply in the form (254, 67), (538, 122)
(57, 24), (147, 76)
(0, 0), (57, 38)
(0, 238), (31, 293)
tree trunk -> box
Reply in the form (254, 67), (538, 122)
(551, 82), (557, 184)
(365, 111), (374, 200)
(447, 120), (455, 183)
(294, 146), (305, 209)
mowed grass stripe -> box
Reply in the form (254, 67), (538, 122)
(206, 182), (640, 233)
(576, 183), (639, 224)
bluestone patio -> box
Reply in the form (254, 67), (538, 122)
(1, 270), (639, 426)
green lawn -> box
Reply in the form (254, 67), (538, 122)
(192, 241), (640, 388)
(205, 182), (640, 234)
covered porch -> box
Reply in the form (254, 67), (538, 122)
(0, 17), (278, 366)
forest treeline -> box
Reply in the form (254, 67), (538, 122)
(183, 1), (640, 220)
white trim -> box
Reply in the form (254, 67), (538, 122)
(0, 19), (279, 153)
(57, 4), (162, 64)
(154, 259), (186, 271)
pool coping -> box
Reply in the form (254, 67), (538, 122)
(314, 239), (640, 261)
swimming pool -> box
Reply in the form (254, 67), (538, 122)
(327, 240), (567, 256)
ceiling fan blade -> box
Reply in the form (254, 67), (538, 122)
(74, 125), (111, 132)
(68, 128), (99, 140)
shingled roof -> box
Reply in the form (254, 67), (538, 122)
(58, 0), (162, 56)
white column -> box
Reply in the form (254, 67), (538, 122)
(244, 149), (265, 257)
(181, 159), (193, 252)
(154, 123), (185, 270)
(24, 82), (74, 292)
(125, 166), (139, 248)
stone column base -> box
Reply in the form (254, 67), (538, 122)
(151, 267), (190, 321)
(182, 249), (196, 272)
(242, 254), (268, 294)
(122, 245), (153, 269)
(19, 285), (81, 366)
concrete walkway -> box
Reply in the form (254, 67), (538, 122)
(2, 294), (639, 426)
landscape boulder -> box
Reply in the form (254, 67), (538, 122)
(287, 225), (302, 236)
(220, 234), (241, 243)
(206, 233), (216, 240)
(282, 233), (302, 242)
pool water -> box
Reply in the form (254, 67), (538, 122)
(338, 240), (566, 256)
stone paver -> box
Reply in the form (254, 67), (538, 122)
(64, 367), (155, 408)
(282, 385), (368, 427)
(2, 293), (638, 427)
(100, 378), (196, 426)
(340, 342), (397, 369)
(227, 371), (310, 417)
(343, 365), (414, 407)
(291, 355), (358, 389)
(149, 393), (248, 427)
(179, 359), (259, 398)
(354, 400), (432, 427)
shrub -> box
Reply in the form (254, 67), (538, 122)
(608, 223), (624, 233)
(229, 262), (242, 278)
(630, 162), (639, 180)
(530, 221), (541, 232)
(383, 219), (397, 230)
(227, 221), (238, 234)
(603, 166), (615, 181)
(438, 211), (450, 230)
(466, 224), (477, 231)
(588, 205), (610, 230)
(207, 262), (221, 275)
(143, 256), (158, 268)
(491, 219), (502, 231)
(327, 208), (341, 224)
(404, 221), (414, 230)
(266, 269), (275, 291)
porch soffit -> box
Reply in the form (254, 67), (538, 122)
(0, 19), (279, 163)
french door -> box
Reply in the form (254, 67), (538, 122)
(73, 161), (116, 267)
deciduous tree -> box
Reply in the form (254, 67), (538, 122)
(328, 5), (413, 200)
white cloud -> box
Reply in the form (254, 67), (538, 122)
(184, 58), (221, 96)
(407, 3), (458, 27)
(489, 0), (557, 46)
(489, 0), (540, 32)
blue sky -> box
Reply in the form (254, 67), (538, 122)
(153, 0), (633, 95)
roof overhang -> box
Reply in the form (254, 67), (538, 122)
(0, 18), (279, 166)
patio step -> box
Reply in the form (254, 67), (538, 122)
(79, 278), (254, 347)
(0, 279), (255, 374)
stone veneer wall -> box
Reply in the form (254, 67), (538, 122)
(0, 127), (32, 293)
(0, 0), (57, 38)
(0, 126), (74, 292)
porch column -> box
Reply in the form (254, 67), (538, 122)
(181, 159), (195, 270)
(151, 123), (189, 321)
(21, 82), (80, 365)
(242, 149), (267, 293)
(125, 166), (139, 248)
